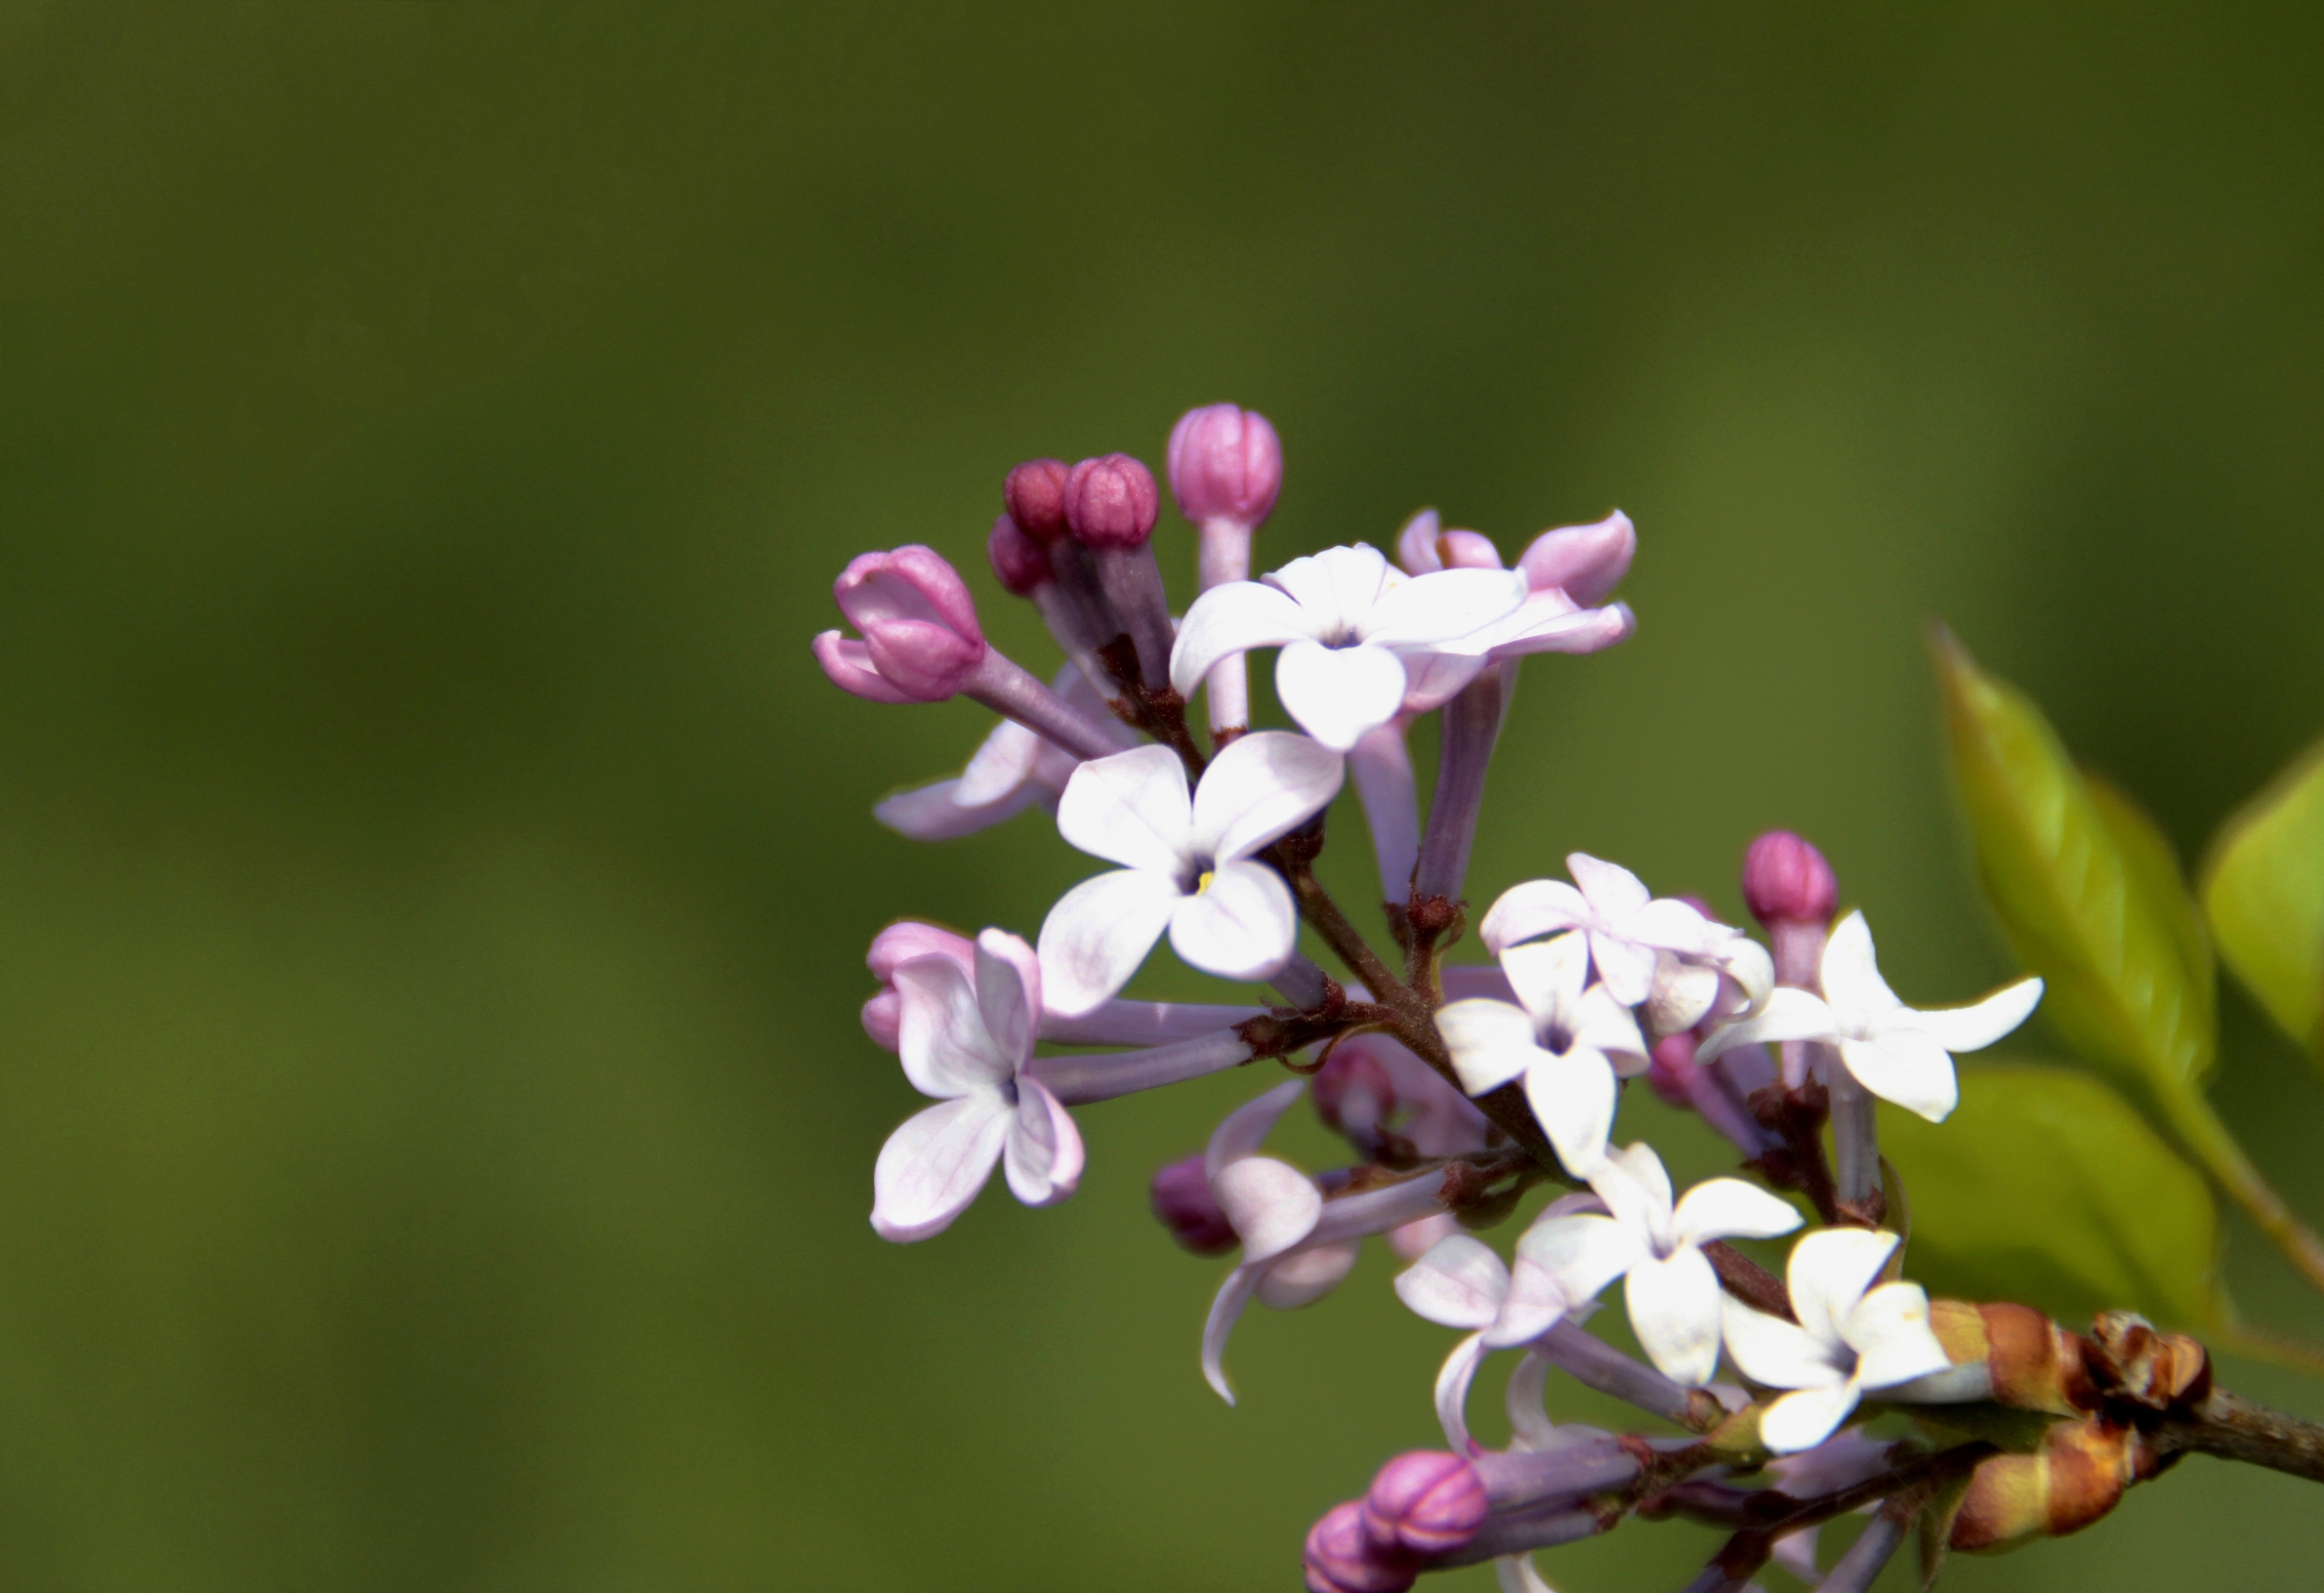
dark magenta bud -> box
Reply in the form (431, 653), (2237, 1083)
(1063, 453), (1160, 549)
(1741, 830), (1839, 926)
(1311, 1045), (1398, 1137)
(1004, 458), (1073, 543)
(1362, 1451), (1489, 1556)
(986, 513), (1053, 596)
(1304, 1500), (1417, 1593)
(1149, 1154), (1237, 1256)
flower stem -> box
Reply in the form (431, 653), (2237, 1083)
(2159, 1080), (2324, 1297)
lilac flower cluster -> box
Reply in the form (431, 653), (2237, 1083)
(814, 403), (2046, 1590)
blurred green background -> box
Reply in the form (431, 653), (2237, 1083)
(5, 3), (2324, 1588)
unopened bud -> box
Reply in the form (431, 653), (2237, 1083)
(1741, 830), (1839, 928)
(1304, 1500), (1416, 1593)
(1515, 511), (1635, 607)
(1168, 403), (1282, 528)
(1362, 1451), (1488, 1556)
(986, 513), (1052, 596)
(1926, 1300), (2096, 1417)
(1149, 1155), (1238, 1256)
(1949, 1417), (2149, 1553)
(820, 546), (988, 702)
(1312, 1045), (1398, 1137)
(2085, 1312), (2211, 1413)
(1063, 453), (1160, 549)
(1003, 458), (1073, 543)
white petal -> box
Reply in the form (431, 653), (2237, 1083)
(1480, 878), (1595, 954)
(1516, 1213), (1643, 1307)
(870, 1095), (1012, 1242)
(1192, 730), (1346, 861)
(1257, 1241), (1359, 1309)
(1201, 1263), (1264, 1404)
(1628, 897), (1717, 955)
(1817, 911), (1901, 1020)
(1788, 1229), (1900, 1351)
(1719, 1297), (1845, 1392)
(1394, 1234), (1512, 1329)
(1645, 956), (1722, 1036)
(873, 776), (1044, 840)
(1359, 566), (1531, 647)
(1757, 1381), (1864, 1454)
(1566, 853), (1652, 919)
(1717, 936), (1775, 1012)
(1846, 1281), (1955, 1391)
(1670, 1179), (1804, 1248)
(1522, 1048), (1619, 1175)
(1274, 639), (1408, 752)
(1495, 1554), (1556, 1593)
(1168, 859), (1298, 981)
(1503, 1350), (1561, 1452)
(1036, 868), (1182, 1017)
(892, 955), (1011, 1097)
(1588, 1142), (1674, 1242)
(1567, 986), (1650, 1071)
(956, 717), (1045, 806)
(1394, 508), (1445, 574)
(1486, 1255), (1578, 1348)
(1213, 1155), (1323, 1262)
(973, 929), (1041, 1065)
(1895, 976), (2044, 1054)
(1432, 1331), (1491, 1454)
(1693, 987), (1844, 1065)
(1500, 932), (1590, 1033)
(1838, 1033), (1958, 1122)
(1588, 931), (1660, 1008)
(1436, 999), (1544, 1095)
(1396, 647), (1490, 713)
(1484, 603), (1636, 658)
(1265, 543), (1392, 623)
(1626, 1246), (1724, 1387)
(1055, 744), (1194, 873)
(1169, 580), (1318, 696)
(1205, 1081), (1306, 1178)
(1002, 1076), (1084, 1207)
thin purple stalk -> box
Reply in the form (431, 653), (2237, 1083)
(963, 649), (1122, 762)
(1349, 723), (1420, 901)
(1038, 1001), (1267, 1047)
(1412, 665), (1509, 902)
(1533, 1320), (1698, 1426)
(1030, 1030), (1254, 1104)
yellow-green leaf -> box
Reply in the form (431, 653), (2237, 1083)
(1933, 630), (2216, 1095)
(2201, 734), (2324, 1057)
(1882, 1064), (2220, 1331)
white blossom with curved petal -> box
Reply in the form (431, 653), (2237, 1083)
(1519, 1144), (1802, 1387)
(875, 663), (1128, 839)
(1036, 733), (1344, 1015)
(1479, 854), (1727, 1007)
(1170, 543), (1528, 751)
(1435, 931), (1649, 1175)
(871, 930), (1085, 1242)
(1694, 910), (2044, 1122)
(1720, 1228), (1953, 1452)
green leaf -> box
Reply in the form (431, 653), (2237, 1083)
(1933, 629), (2216, 1096)
(2201, 734), (2324, 1057)
(1882, 1064), (2220, 1331)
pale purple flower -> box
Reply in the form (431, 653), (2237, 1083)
(1036, 734), (1344, 1015)
(870, 929), (1084, 1242)
(1480, 854), (1729, 1007)
(873, 663), (1129, 841)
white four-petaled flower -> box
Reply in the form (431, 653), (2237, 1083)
(1170, 543), (1529, 751)
(1480, 854), (1728, 1007)
(1694, 910), (2043, 1122)
(1720, 1228), (1953, 1452)
(1520, 1143), (1802, 1387)
(1037, 734), (1344, 1016)
(871, 929), (1084, 1242)
(1435, 931), (1648, 1175)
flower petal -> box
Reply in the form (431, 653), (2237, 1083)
(1894, 976), (2044, 1054)
(1589, 1141), (1674, 1241)
(892, 955), (1011, 1097)
(1396, 647), (1490, 713)
(1192, 730), (1347, 862)
(1206, 1080), (1307, 1178)
(1360, 566), (1531, 647)
(1788, 1229), (1900, 1352)
(1002, 1076), (1084, 1207)
(1817, 910), (1900, 1021)
(870, 1095), (1012, 1242)
(1503, 1350), (1562, 1452)
(1757, 1380), (1864, 1454)
(1036, 868), (1182, 1016)
(955, 717), (1045, 806)
(1588, 931), (1661, 1008)
(1169, 580), (1318, 696)
(1846, 1281), (1955, 1391)
(1500, 932), (1590, 1034)
(1274, 639), (1408, 752)
(1522, 1047), (1619, 1175)
(1516, 1213), (1642, 1308)
(1257, 1241), (1359, 1309)
(1671, 1178), (1804, 1248)
(1568, 986), (1650, 1071)
(1480, 878), (1595, 954)
(1432, 1331), (1492, 1455)
(874, 776), (1045, 840)
(1487, 1255), (1578, 1348)
(1394, 1234), (1512, 1328)
(1838, 1033), (1958, 1122)
(1055, 744), (1194, 873)
(1436, 999), (1544, 1095)
(1566, 852), (1652, 919)
(1495, 1554), (1557, 1593)
(1168, 859), (1298, 981)
(1213, 1154), (1323, 1262)
(973, 929), (1041, 1065)
(1694, 986), (1844, 1065)
(1484, 602), (1636, 658)
(1626, 1245), (1724, 1387)
(1719, 1297), (1844, 1392)
(1201, 1262), (1264, 1404)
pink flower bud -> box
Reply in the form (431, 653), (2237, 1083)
(986, 513), (1052, 597)
(1362, 1451), (1489, 1556)
(1149, 1154), (1237, 1256)
(861, 988), (902, 1050)
(867, 921), (975, 981)
(1516, 511), (1636, 607)
(1004, 458), (1073, 543)
(1304, 1500), (1417, 1593)
(1167, 403), (1283, 527)
(1741, 830), (1839, 927)
(1647, 1030), (1701, 1110)
(827, 545), (987, 701)
(1311, 1045), (1398, 1137)
(1062, 453), (1160, 549)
